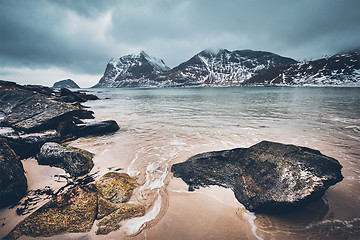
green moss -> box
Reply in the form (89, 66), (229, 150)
(96, 203), (145, 235)
(5, 172), (146, 239)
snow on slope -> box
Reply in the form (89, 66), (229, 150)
(164, 49), (297, 87)
(246, 50), (360, 86)
(93, 51), (170, 88)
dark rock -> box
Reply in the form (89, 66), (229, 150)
(74, 120), (120, 137)
(0, 80), (23, 90)
(36, 142), (94, 177)
(5, 172), (145, 239)
(52, 79), (80, 89)
(0, 89), (94, 133)
(0, 139), (27, 208)
(2, 131), (61, 159)
(171, 141), (343, 213)
(23, 84), (55, 97)
(58, 88), (99, 103)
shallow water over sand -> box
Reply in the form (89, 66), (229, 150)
(1, 87), (359, 239)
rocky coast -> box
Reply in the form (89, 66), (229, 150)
(0, 81), (348, 239)
(0, 80), (144, 239)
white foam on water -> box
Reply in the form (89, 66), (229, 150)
(123, 192), (162, 235)
(139, 163), (169, 194)
(243, 210), (264, 240)
(127, 153), (140, 176)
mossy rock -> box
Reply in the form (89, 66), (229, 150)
(5, 184), (98, 239)
(4, 172), (145, 239)
(96, 203), (145, 235)
(96, 172), (138, 203)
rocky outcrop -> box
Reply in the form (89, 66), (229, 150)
(36, 142), (94, 177)
(52, 79), (80, 89)
(0, 87), (93, 133)
(5, 172), (145, 239)
(0, 139), (27, 208)
(0, 80), (118, 159)
(172, 141), (343, 213)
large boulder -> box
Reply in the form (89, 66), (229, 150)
(171, 141), (343, 213)
(36, 142), (94, 177)
(5, 172), (145, 239)
(0, 139), (27, 208)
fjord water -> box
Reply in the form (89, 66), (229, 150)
(39, 87), (360, 239)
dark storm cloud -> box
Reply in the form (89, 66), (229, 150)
(0, 0), (359, 84)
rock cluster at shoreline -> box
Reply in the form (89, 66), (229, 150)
(1, 80), (142, 238)
(4, 172), (145, 239)
(172, 141), (343, 213)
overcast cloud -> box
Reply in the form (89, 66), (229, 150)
(0, 0), (359, 87)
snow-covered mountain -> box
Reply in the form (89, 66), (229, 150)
(246, 49), (360, 86)
(160, 49), (298, 87)
(93, 51), (170, 88)
(93, 49), (297, 88)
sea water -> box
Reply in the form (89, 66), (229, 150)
(1, 87), (359, 239)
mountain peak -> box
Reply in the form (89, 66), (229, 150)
(93, 49), (303, 88)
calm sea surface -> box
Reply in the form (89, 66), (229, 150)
(3, 87), (358, 240)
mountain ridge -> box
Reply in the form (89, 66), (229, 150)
(93, 49), (360, 88)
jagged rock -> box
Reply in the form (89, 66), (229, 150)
(0, 88), (94, 133)
(2, 131), (61, 159)
(171, 141), (343, 213)
(74, 120), (120, 137)
(5, 172), (145, 239)
(52, 79), (80, 89)
(0, 139), (27, 208)
(36, 142), (94, 177)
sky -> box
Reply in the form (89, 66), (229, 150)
(0, 0), (359, 87)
